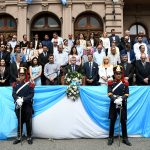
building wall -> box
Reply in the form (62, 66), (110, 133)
(124, 4), (150, 37)
(0, 0), (126, 40)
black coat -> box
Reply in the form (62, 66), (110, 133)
(119, 62), (134, 85)
(0, 66), (10, 86)
(83, 61), (99, 85)
(12, 81), (35, 120)
(108, 80), (129, 120)
(135, 60), (150, 85)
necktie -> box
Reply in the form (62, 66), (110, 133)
(72, 65), (75, 72)
(89, 62), (92, 78)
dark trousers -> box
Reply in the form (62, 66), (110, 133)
(109, 108), (127, 139)
(15, 104), (33, 138)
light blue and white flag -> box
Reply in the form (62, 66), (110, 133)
(26, 0), (32, 4)
(60, 0), (67, 6)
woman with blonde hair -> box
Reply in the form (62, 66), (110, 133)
(98, 56), (113, 85)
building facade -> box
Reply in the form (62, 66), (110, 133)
(0, 0), (149, 41)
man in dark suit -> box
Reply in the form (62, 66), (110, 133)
(120, 43), (136, 65)
(32, 34), (41, 50)
(119, 54), (134, 85)
(0, 44), (10, 66)
(65, 56), (81, 74)
(109, 29), (120, 47)
(83, 54), (99, 85)
(10, 53), (27, 85)
(38, 45), (49, 85)
(135, 53), (150, 85)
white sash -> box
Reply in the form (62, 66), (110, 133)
(16, 81), (30, 94)
(112, 81), (122, 93)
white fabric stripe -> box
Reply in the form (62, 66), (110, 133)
(32, 96), (108, 139)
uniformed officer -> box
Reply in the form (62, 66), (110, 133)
(12, 67), (35, 144)
(107, 65), (131, 146)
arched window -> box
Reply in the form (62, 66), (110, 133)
(74, 12), (103, 39)
(32, 16), (60, 29)
(31, 13), (61, 40)
(0, 14), (17, 40)
(129, 24), (147, 36)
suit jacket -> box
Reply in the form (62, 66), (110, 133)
(135, 60), (150, 85)
(120, 49), (136, 64)
(32, 39), (41, 50)
(64, 64), (81, 74)
(0, 66), (10, 86)
(109, 35), (120, 46)
(9, 62), (27, 83)
(83, 61), (99, 85)
(38, 52), (49, 68)
(0, 51), (10, 66)
(119, 62), (134, 85)
(20, 41), (30, 48)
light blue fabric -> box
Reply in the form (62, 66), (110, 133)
(0, 86), (67, 140)
(60, 0), (67, 5)
(80, 86), (150, 137)
(26, 0), (32, 4)
(0, 86), (150, 140)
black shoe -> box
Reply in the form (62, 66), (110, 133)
(122, 138), (132, 146)
(108, 138), (113, 145)
(27, 137), (33, 145)
(13, 138), (21, 144)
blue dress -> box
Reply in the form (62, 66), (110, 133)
(31, 65), (42, 86)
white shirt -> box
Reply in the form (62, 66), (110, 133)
(51, 37), (63, 45)
(93, 51), (106, 65)
(133, 42), (148, 56)
(108, 53), (121, 66)
(100, 37), (110, 49)
(54, 52), (68, 66)
(98, 65), (113, 85)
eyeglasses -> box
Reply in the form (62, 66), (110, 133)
(115, 73), (122, 75)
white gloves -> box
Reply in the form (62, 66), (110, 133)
(114, 97), (122, 106)
(16, 97), (23, 107)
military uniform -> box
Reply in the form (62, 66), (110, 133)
(107, 65), (131, 146)
(12, 67), (35, 144)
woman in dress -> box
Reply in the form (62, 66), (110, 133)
(29, 57), (42, 86)
(98, 56), (113, 86)
(0, 59), (9, 86)
(68, 46), (81, 66)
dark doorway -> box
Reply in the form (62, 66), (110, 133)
(31, 31), (61, 41)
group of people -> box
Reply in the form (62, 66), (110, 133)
(0, 29), (150, 87)
(12, 64), (132, 146)
(7, 29), (150, 146)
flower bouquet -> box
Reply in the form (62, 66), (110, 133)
(65, 71), (83, 101)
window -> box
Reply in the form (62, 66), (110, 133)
(32, 15), (61, 31)
(129, 24), (146, 35)
(0, 15), (16, 30)
(74, 12), (103, 39)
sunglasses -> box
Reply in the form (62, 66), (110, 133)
(115, 73), (122, 75)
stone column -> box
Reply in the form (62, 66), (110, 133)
(17, 3), (27, 41)
(105, 0), (124, 37)
(62, 4), (72, 39)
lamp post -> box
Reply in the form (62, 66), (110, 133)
(112, 0), (119, 20)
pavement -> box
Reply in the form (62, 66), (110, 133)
(0, 137), (150, 150)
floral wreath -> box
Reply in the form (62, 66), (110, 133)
(64, 71), (83, 101)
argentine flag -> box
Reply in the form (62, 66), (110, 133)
(60, 0), (67, 6)
(26, 0), (32, 4)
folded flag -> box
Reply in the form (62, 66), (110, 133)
(26, 0), (32, 4)
(60, 0), (67, 6)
